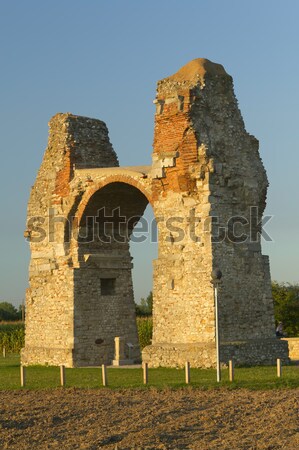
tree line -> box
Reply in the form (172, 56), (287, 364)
(0, 302), (23, 321)
(272, 282), (299, 337)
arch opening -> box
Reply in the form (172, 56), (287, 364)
(73, 182), (154, 366)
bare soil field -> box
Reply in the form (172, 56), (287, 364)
(0, 388), (298, 449)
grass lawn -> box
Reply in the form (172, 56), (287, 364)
(0, 354), (298, 390)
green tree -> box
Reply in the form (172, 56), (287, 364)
(135, 291), (153, 316)
(0, 302), (20, 321)
(272, 282), (299, 337)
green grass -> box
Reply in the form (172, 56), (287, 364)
(1, 355), (298, 390)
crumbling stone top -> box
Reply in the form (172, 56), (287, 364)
(166, 58), (227, 82)
(158, 58), (228, 91)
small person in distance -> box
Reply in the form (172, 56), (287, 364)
(276, 322), (285, 338)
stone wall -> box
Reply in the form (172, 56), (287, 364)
(143, 339), (289, 368)
(283, 338), (299, 361)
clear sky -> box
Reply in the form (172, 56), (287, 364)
(0, 0), (298, 306)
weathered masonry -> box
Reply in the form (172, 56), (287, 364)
(22, 58), (288, 367)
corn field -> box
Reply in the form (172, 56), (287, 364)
(136, 316), (153, 349)
(0, 323), (25, 354)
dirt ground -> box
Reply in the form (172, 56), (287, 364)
(0, 388), (298, 450)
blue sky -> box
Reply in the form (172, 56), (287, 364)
(0, 0), (298, 306)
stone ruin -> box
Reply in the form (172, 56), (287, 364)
(22, 58), (289, 367)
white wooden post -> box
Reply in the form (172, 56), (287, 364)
(185, 361), (190, 384)
(277, 358), (282, 378)
(60, 365), (66, 386)
(20, 365), (26, 387)
(143, 362), (148, 384)
(102, 364), (108, 386)
(229, 360), (234, 382)
(214, 284), (221, 382)
(3, 347), (6, 358)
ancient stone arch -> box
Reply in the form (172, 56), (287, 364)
(22, 58), (288, 367)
